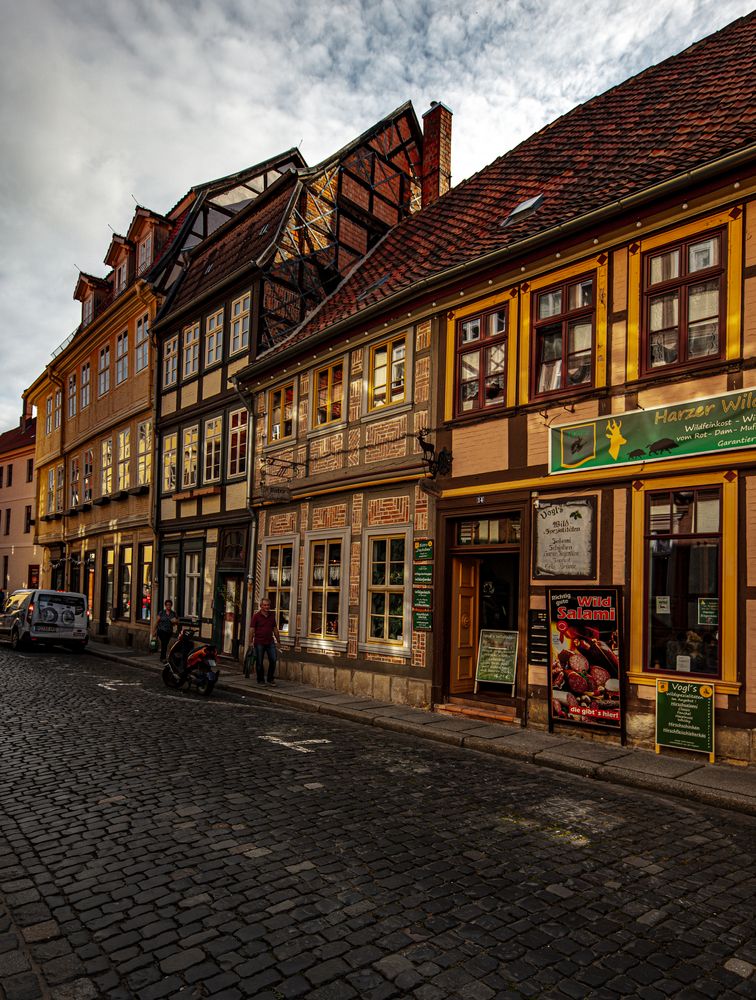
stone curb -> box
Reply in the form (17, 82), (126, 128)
(86, 646), (756, 818)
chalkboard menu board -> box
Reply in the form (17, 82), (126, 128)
(528, 610), (549, 667)
(656, 680), (714, 759)
(474, 630), (518, 689)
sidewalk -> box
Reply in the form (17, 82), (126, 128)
(87, 639), (756, 817)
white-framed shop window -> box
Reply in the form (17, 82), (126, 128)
(301, 527), (351, 652)
(359, 525), (412, 657)
(260, 534), (299, 643)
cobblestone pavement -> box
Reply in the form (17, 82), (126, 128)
(1, 649), (754, 1000)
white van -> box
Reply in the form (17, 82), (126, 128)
(0, 589), (89, 652)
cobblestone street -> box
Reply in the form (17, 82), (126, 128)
(0, 649), (754, 1000)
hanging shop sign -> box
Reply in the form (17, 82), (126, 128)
(474, 629), (518, 690)
(655, 679), (714, 760)
(533, 496), (597, 579)
(549, 389), (756, 474)
(547, 587), (623, 731)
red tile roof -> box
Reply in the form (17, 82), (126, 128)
(277, 12), (756, 350)
(0, 418), (36, 455)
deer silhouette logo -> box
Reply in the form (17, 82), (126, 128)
(605, 418), (627, 461)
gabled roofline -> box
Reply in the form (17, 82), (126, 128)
(241, 141), (756, 382)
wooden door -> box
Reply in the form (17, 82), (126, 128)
(449, 557), (479, 694)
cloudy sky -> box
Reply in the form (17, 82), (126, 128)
(0, 0), (752, 429)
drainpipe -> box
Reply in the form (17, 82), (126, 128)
(50, 368), (65, 587)
(230, 374), (257, 657)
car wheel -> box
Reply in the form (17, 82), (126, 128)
(10, 628), (25, 651)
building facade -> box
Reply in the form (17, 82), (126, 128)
(0, 414), (38, 598)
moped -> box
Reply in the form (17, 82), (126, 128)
(162, 627), (220, 697)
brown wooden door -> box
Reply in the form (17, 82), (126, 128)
(449, 557), (479, 694)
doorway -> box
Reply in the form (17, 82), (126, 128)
(449, 552), (520, 696)
(216, 574), (244, 656)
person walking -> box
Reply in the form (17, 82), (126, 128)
(153, 599), (178, 663)
(249, 598), (280, 686)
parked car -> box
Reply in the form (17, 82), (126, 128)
(0, 589), (89, 652)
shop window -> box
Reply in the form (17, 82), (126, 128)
(80, 363), (90, 409)
(137, 421), (152, 485)
(116, 330), (129, 384)
(642, 229), (725, 373)
(163, 336), (178, 388)
(118, 545), (133, 619)
(183, 322), (200, 378)
(645, 487), (721, 677)
(314, 360), (344, 427)
(137, 543), (153, 622)
(101, 439), (113, 496)
(162, 432), (177, 493)
(533, 275), (594, 396)
(136, 314), (149, 372)
(269, 383), (294, 441)
(303, 531), (350, 645)
(367, 535), (405, 644)
(230, 292), (251, 354)
(369, 335), (406, 411)
(182, 425), (198, 488)
(203, 417), (222, 483)
(117, 428), (131, 491)
(83, 450), (93, 502)
(456, 309), (507, 413)
(205, 309), (224, 367)
(264, 544), (294, 636)
(228, 408), (248, 477)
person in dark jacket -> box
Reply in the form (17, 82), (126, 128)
(249, 598), (280, 685)
(153, 599), (178, 662)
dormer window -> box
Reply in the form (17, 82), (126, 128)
(138, 234), (153, 275)
(115, 261), (128, 294)
(83, 296), (94, 325)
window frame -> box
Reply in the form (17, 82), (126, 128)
(80, 363), (91, 409)
(181, 425), (199, 489)
(100, 439), (113, 496)
(268, 382), (295, 442)
(227, 407), (248, 478)
(203, 416), (222, 484)
(205, 308), (224, 369)
(68, 373), (77, 418)
(312, 358), (346, 429)
(163, 335), (178, 388)
(260, 535), (299, 643)
(98, 345), (111, 397)
(137, 542), (153, 622)
(55, 463), (64, 512)
(117, 544), (133, 620)
(137, 421), (152, 486)
(182, 322), (200, 379)
(116, 330), (129, 385)
(83, 449), (93, 502)
(70, 456), (80, 507)
(531, 271), (596, 400)
(45, 396), (52, 435)
(359, 525), (412, 656)
(162, 432), (177, 494)
(117, 427), (131, 491)
(135, 314), (149, 373)
(54, 390), (62, 429)
(454, 307), (510, 416)
(137, 234), (152, 274)
(301, 528), (351, 652)
(230, 292), (251, 355)
(369, 334), (407, 412)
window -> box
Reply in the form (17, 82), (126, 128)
(54, 391), (62, 429)
(264, 544), (294, 636)
(117, 428), (130, 491)
(183, 323), (200, 378)
(369, 335), (406, 410)
(533, 275), (594, 396)
(70, 457), (80, 507)
(138, 543), (153, 622)
(366, 535), (406, 644)
(137, 421), (152, 485)
(137, 234), (152, 274)
(116, 331), (128, 384)
(163, 336), (178, 388)
(26, 458), (33, 483)
(182, 425), (198, 488)
(645, 487), (721, 678)
(115, 260), (128, 294)
(163, 553), (178, 606)
(135, 314), (149, 372)
(80, 363), (91, 409)
(269, 383), (294, 441)
(314, 360), (344, 426)
(6, 465), (11, 488)
(82, 450), (93, 502)
(45, 396), (52, 435)
(46, 469), (54, 515)
(55, 464), (64, 512)
(68, 374), (77, 418)
(24, 505), (32, 534)
(205, 309), (224, 367)
(98, 345), (111, 396)
(307, 538), (343, 639)
(83, 295), (93, 325)
(103, 548), (115, 623)
(642, 229), (724, 372)
(101, 439), (113, 495)
(162, 432), (177, 492)
(117, 545), (133, 618)
(184, 551), (201, 618)
(230, 292), (251, 353)
(0, 467), (3, 489)
(456, 310), (507, 413)
(228, 408), (248, 477)
(4, 509), (9, 535)
(203, 417), (222, 483)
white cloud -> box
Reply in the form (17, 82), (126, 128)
(0, 0), (751, 427)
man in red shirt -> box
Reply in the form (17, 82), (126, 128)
(249, 598), (281, 685)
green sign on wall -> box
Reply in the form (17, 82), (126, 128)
(656, 680), (714, 758)
(414, 538), (434, 562)
(413, 610), (433, 630)
(413, 587), (432, 609)
(475, 630), (518, 688)
(549, 389), (756, 474)
(413, 562), (433, 585)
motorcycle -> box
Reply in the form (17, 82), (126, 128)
(162, 626), (220, 697)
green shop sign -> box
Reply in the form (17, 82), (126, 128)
(655, 679), (714, 759)
(414, 538), (434, 562)
(549, 389), (756, 474)
(413, 610), (433, 630)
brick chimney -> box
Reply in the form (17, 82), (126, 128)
(421, 102), (453, 208)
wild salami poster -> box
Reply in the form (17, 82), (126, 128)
(548, 588), (623, 730)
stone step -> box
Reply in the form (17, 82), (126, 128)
(435, 702), (521, 726)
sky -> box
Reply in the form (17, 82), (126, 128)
(0, 0), (752, 430)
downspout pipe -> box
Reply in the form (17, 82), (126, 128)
(230, 374), (257, 658)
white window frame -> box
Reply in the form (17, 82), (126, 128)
(83, 295), (94, 325)
(83, 449), (93, 502)
(101, 439), (113, 496)
(184, 551), (201, 619)
(163, 335), (178, 388)
(162, 432), (177, 493)
(310, 355), (348, 431)
(98, 346), (110, 397)
(54, 391), (62, 429)
(260, 534), (299, 643)
(68, 374), (77, 418)
(301, 527), (351, 653)
(55, 464), (64, 512)
(183, 322), (200, 378)
(136, 314), (149, 372)
(268, 381), (296, 442)
(182, 425), (198, 489)
(116, 330), (129, 385)
(227, 408), (248, 478)
(205, 309), (224, 367)
(230, 292), (251, 354)
(46, 468), (54, 515)
(137, 421), (152, 486)
(70, 457), (80, 507)
(115, 260), (128, 294)
(359, 525), (412, 657)
(45, 396), (52, 435)
(203, 416), (222, 483)
(80, 363), (91, 409)
(137, 234), (152, 274)
(163, 553), (178, 606)
(117, 427), (131, 491)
